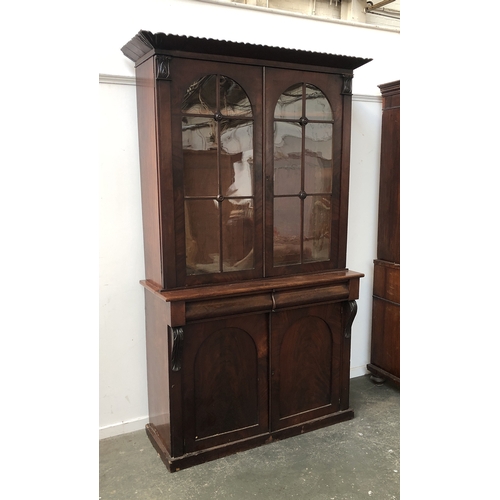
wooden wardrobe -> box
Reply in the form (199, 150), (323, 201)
(368, 80), (400, 387)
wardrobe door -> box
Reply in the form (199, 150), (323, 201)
(270, 303), (344, 431)
(181, 314), (269, 453)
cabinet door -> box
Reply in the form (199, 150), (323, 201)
(270, 303), (344, 431)
(170, 58), (264, 287)
(265, 69), (347, 276)
(181, 314), (268, 453)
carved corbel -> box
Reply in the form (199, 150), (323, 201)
(344, 300), (358, 338)
(169, 326), (184, 371)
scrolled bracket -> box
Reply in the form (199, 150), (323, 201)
(344, 300), (358, 338)
(169, 326), (184, 371)
(155, 55), (171, 80)
(341, 74), (353, 95)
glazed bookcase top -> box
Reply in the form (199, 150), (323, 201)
(121, 30), (372, 70)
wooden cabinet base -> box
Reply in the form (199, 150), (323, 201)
(146, 408), (354, 472)
(142, 271), (361, 472)
(368, 260), (399, 387)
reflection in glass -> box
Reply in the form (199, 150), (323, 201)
(222, 198), (254, 271)
(304, 123), (333, 194)
(183, 149), (218, 197)
(273, 121), (301, 196)
(182, 116), (217, 151)
(182, 75), (217, 114)
(305, 84), (333, 120)
(304, 195), (331, 263)
(272, 81), (335, 268)
(182, 74), (255, 275)
(220, 76), (252, 116)
(182, 117), (218, 197)
(274, 197), (301, 266)
(185, 199), (220, 275)
(274, 83), (303, 119)
(220, 119), (254, 196)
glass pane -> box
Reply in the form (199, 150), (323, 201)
(274, 83), (303, 120)
(274, 121), (302, 196)
(222, 198), (254, 271)
(304, 123), (333, 194)
(220, 119), (254, 197)
(182, 117), (218, 197)
(274, 197), (301, 266)
(305, 84), (332, 120)
(182, 75), (217, 114)
(185, 199), (220, 275)
(182, 116), (217, 151)
(304, 195), (331, 263)
(220, 76), (252, 116)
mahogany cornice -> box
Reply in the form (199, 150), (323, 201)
(378, 80), (400, 97)
(121, 30), (372, 71)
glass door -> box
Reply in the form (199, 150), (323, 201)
(265, 69), (345, 276)
(171, 60), (263, 286)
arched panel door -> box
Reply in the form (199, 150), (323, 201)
(181, 314), (268, 453)
(270, 303), (344, 431)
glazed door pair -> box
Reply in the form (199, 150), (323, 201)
(170, 58), (345, 287)
(180, 303), (344, 454)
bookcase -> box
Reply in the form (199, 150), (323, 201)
(122, 30), (371, 471)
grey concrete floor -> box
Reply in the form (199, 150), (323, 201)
(99, 375), (399, 500)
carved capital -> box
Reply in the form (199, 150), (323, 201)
(341, 74), (353, 95)
(344, 300), (358, 338)
(155, 55), (171, 80)
(169, 326), (184, 371)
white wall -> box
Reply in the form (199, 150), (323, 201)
(99, 81), (149, 437)
(99, 0), (399, 438)
(348, 96), (382, 376)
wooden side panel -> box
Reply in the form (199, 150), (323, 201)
(370, 260), (400, 381)
(370, 297), (400, 379)
(136, 58), (163, 286)
(156, 73), (177, 289)
(144, 289), (171, 453)
(376, 87), (400, 263)
(270, 303), (344, 431)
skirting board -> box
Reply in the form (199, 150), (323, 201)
(350, 364), (370, 378)
(99, 368), (369, 440)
